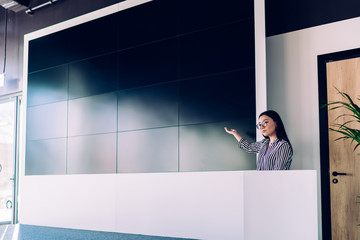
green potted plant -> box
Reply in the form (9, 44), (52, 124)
(325, 88), (360, 151)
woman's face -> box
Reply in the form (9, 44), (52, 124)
(257, 115), (277, 138)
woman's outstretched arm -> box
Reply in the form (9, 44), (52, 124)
(225, 127), (263, 153)
(224, 127), (243, 142)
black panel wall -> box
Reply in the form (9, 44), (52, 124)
(25, 0), (256, 175)
(265, 0), (360, 36)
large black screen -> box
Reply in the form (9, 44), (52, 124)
(26, 0), (256, 175)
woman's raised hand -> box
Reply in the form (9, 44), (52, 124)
(224, 127), (237, 135)
(224, 127), (242, 142)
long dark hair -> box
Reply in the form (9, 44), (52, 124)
(259, 110), (292, 150)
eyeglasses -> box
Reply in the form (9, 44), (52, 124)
(256, 120), (269, 129)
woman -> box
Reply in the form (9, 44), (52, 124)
(224, 110), (293, 170)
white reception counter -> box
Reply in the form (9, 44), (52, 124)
(20, 170), (317, 240)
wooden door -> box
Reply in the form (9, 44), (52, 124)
(326, 57), (360, 239)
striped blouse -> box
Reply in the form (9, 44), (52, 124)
(238, 138), (293, 170)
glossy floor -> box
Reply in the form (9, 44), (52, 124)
(0, 225), (195, 240)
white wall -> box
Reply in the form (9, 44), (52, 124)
(20, 172), (244, 240)
(19, 171), (317, 240)
(266, 16), (360, 240)
(244, 171), (317, 240)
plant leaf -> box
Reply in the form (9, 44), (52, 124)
(327, 88), (360, 151)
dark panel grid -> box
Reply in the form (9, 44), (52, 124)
(179, 120), (256, 172)
(117, 127), (178, 173)
(28, 13), (118, 73)
(179, 69), (256, 125)
(67, 133), (117, 174)
(28, 31), (73, 73)
(178, 20), (255, 79)
(27, 65), (68, 107)
(69, 53), (118, 99)
(177, 0), (254, 34)
(118, 83), (179, 131)
(25, 0), (257, 175)
(25, 138), (67, 175)
(26, 101), (67, 141)
(68, 92), (117, 137)
(66, 13), (118, 62)
(116, 0), (178, 51)
(117, 38), (178, 90)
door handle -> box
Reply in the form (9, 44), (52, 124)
(332, 171), (348, 176)
(6, 200), (12, 209)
